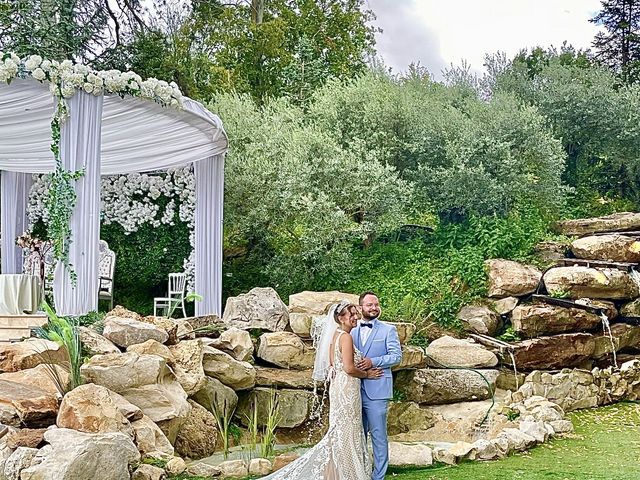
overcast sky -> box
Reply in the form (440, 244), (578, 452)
(366, 0), (603, 79)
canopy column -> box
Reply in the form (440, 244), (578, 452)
(194, 154), (225, 316)
(0, 171), (33, 273)
(53, 92), (103, 316)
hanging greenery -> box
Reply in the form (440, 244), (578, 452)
(46, 93), (83, 283)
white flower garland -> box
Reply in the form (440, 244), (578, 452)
(0, 52), (183, 107)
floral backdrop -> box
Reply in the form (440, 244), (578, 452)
(27, 167), (196, 311)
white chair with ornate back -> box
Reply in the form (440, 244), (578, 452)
(98, 240), (116, 311)
(153, 272), (187, 318)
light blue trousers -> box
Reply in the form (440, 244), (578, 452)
(362, 392), (389, 480)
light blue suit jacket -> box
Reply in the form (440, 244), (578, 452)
(351, 319), (402, 400)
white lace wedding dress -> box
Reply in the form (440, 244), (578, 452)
(263, 330), (371, 480)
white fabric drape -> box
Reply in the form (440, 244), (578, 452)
(194, 154), (225, 316)
(52, 92), (103, 316)
(0, 80), (227, 174)
(0, 171), (33, 274)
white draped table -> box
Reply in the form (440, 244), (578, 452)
(0, 274), (43, 315)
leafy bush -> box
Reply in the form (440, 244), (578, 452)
(101, 221), (192, 315)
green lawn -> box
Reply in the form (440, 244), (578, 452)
(387, 402), (640, 480)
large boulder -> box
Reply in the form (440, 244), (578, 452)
(554, 212), (640, 236)
(167, 340), (206, 395)
(78, 327), (120, 356)
(392, 346), (426, 371)
(508, 333), (596, 370)
(533, 241), (569, 264)
(127, 340), (174, 363)
(571, 234), (640, 262)
(485, 259), (542, 298)
(19, 428), (140, 480)
(174, 400), (218, 459)
(387, 402), (436, 435)
(102, 317), (169, 348)
(257, 332), (315, 370)
(207, 327), (254, 362)
(254, 367), (315, 390)
(223, 287), (289, 332)
(426, 336), (498, 368)
(593, 323), (640, 359)
(456, 305), (501, 336)
(0, 379), (58, 427)
(132, 464), (166, 480)
(385, 322), (416, 344)
(81, 353), (166, 392)
(130, 415), (174, 457)
(388, 442), (433, 467)
(492, 297), (519, 315)
(511, 304), (602, 338)
(0, 339), (68, 373)
(621, 298), (640, 317)
(288, 291), (359, 315)
(575, 298), (618, 320)
(395, 369), (498, 405)
(136, 316), (180, 345)
(5, 429), (47, 449)
(80, 353), (190, 425)
(543, 266), (640, 299)
(0, 364), (69, 395)
(288, 313), (315, 338)
(236, 388), (315, 428)
(56, 383), (133, 437)
(202, 347), (256, 390)
(3, 446), (39, 480)
(192, 376), (238, 417)
(183, 314), (224, 336)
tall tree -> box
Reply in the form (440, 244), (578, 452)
(0, 0), (147, 62)
(591, 0), (640, 83)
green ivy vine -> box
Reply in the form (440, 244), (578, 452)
(46, 93), (84, 285)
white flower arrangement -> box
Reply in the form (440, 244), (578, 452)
(27, 167), (197, 289)
(0, 52), (184, 108)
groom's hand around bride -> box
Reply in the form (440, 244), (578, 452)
(357, 357), (374, 370)
(366, 368), (384, 379)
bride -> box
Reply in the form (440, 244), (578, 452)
(263, 300), (383, 480)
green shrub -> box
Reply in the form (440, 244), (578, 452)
(101, 221), (191, 315)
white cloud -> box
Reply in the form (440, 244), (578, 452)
(368, 0), (603, 79)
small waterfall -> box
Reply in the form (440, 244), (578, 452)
(629, 268), (640, 291)
(507, 349), (520, 390)
(600, 312), (618, 369)
(307, 381), (329, 444)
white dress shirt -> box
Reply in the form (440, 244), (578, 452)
(359, 319), (376, 346)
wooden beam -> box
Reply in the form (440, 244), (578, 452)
(556, 258), (639, 272)
(468, 333), (515, 351)
(531, 294), (606, 315)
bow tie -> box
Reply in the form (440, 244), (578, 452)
(361, 323), (373, 328)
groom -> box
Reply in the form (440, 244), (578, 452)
(352, 291), (402, 480)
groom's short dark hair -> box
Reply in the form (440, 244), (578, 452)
(359, 291), (378, 305)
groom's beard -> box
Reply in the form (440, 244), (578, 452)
(361, 311), (379, 321)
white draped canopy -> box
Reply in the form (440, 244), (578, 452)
(0, 78), (228, 316)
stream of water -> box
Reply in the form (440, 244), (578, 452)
(600, 312), (618, 369)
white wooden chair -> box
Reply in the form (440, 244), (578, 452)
(153, 272), (187, 318)
(97, 240), (116, 310)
